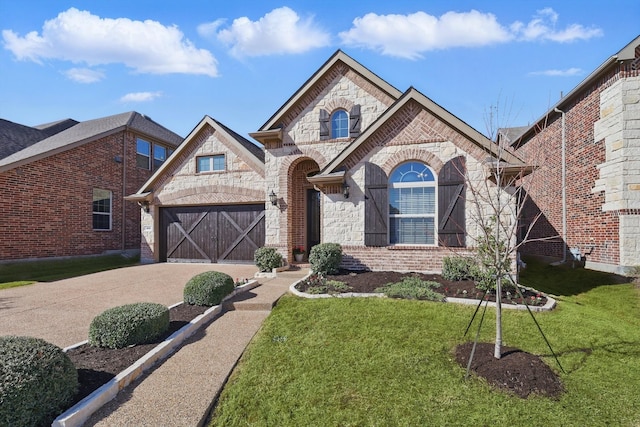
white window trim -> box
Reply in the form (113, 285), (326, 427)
(330, 109), (349, 139)
(388, 164), (438, 246)
(196, 154), (226, 173)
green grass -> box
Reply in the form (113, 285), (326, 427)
(210, 262), (640, 427)
(0, 254), (140, 287)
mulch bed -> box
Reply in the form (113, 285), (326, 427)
(65, 303), (208, 406)
(307, 269), (549, 306)
(63, 270), (557, 412)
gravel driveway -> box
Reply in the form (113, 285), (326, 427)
(0, 263), (258, 348)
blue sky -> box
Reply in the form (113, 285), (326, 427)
(1, 1), (638, 139)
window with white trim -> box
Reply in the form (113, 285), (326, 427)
(331, 110), (348, 139)
(136, 139), (151, 169)
(92, 188), (112, 231)
(388, 161), (437, 245)
(197, 154), (225, 173)
(153, 144), (167, 169)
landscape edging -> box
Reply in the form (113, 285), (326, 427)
(288, 277), (556, 311)
(52, 280), (260, 427)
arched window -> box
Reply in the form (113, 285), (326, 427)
(331, 110), (348, 139)
(388, 161), (437, 245)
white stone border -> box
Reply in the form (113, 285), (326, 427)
(289, 275), (556, 311)
(53, 280), (260, 427)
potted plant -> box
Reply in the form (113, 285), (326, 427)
(293, 246), (305, 262)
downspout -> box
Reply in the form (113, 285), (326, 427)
(122, 133), (127, 251)
(554, 107), (567, 263)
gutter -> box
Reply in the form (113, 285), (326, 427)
(554, 107), (567, 264)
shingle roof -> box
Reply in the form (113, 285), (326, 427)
(0, 111), (183, 172)
(0, 119), (51, 159)
(213, 118), (265, 162)
(33, 118), (79, 137)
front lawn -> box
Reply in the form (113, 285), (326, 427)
(0, 254), (140, 287)
(210, 263), (640, 426)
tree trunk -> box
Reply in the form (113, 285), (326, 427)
(494, 275), (502, 359)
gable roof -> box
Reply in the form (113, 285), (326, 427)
(131, 115), (265, 198)
(513, 34), (640, 147)
(255, 50), (403, 134)
(33, 118), (79, 137)
(0, 111), (183, 172)
(310, 87), (524, 182)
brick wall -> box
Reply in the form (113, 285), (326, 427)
(0, 131), (155, 261)
(515, 69), (623, 266)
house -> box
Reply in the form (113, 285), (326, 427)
(0, 112), (183, 261)
(132, 50), (527, 272)
(511, 35), (640, 275)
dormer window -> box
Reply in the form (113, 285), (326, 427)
(331, 110), (348, 139)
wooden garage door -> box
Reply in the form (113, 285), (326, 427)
(160, 205), (265, 263)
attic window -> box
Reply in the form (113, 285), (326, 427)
(197, 154), (225, 173)
(331, 110), (348, 138)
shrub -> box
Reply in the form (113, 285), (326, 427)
(442, 256), (479, 281)
(375, 276), (445, 301)
(88, 302), (170, 349)
(183, 271), (235, 306)
(0, 336), (78, 427)
(254, 247), (283, 272)
(308, 243), (342, 274)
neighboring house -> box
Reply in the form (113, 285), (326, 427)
(0, 112), (183, 261)
(133, 51), (526, 272)
(511, 35), (640, 275)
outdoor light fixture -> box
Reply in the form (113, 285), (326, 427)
(139, 201), (150, 213)
(269, 190), (278, 206)
(342, 182), (350, 199)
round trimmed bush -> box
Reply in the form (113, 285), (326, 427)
(254, 247), (283, 272)
(183, 271), (235, 306)
(0, 336), (78, 427)
(88, 302), (170, 349)
(308, 243), (343, 274)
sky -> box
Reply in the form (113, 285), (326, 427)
(1, 1), (638, 140)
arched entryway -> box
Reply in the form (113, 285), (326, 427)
(288, 158), (320, 261)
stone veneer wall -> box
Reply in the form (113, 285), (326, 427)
(141, 125), (265, 263)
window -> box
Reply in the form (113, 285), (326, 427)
(136, 139), (150, 169)
(153, 144), (167, 170)
(388, 162), (437, 245)
(197, 154), (225, 172)
(331, 110), (348, 139)
(93, 188), (112, 231)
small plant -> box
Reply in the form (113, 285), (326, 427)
(293, 246), (305, 255)
(306, 285), (329, 294)
(254, 247), (283, 272)
(375, 276), (445, 301)
(0, 336), (78, 427)
(89, 302), (170, 349)
(184, 271), (235, 306)
(442, 256), (479, 281)
(308, 243), (342, 274)
(326, 280), (353, 294)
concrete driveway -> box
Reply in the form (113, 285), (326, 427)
(0, 263), (258, 348)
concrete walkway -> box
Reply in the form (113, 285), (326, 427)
(84, 269), (307, 426)
(0, 263), (308, 426)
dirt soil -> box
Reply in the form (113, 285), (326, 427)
(455, 342), (564, 398)
(66, 303), (208, 406)
(317, 270), (548, 306)
(65, 270), (555, 412)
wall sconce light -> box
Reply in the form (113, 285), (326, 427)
(269, 190), (278, 206)
(139, 201), (150, 213)
(342, 182), (350, 199)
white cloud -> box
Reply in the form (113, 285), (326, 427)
(120, 91), (163, 103)
(339, 8), (602, 59)
(214, 7), (331, 57)
(64, 67), (105, 83)
(2, 8), (218, 77)
(339, 10), (512, 59)
(512, 8), (602, 42)
(529, 68), (583, 77)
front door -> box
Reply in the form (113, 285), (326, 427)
(306, 189), (321, 252)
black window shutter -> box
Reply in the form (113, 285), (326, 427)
(349, 104), (361, 138)
(364, 162), (388, 246)
(319, 109), (329, 140)
(438, 156), (466, 247)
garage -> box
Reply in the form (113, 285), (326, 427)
(159, 204), (265, 263)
